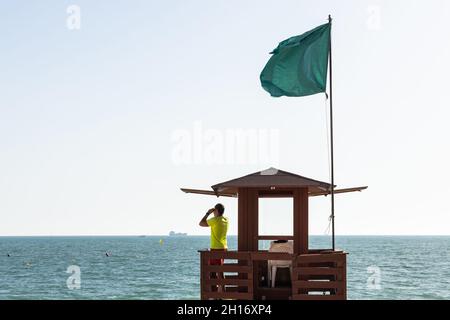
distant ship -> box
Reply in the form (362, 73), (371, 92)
(169, 231), (187, 236)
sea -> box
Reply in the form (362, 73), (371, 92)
(0, 236), (449, 300)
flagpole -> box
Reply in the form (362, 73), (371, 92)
(328, 14), (336, 251)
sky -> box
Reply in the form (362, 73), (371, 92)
(1, 0), (450, 236)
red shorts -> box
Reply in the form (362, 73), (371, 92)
(209, 258), (224, 266)
(209, 249), (226, 266)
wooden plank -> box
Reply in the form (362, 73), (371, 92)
(225, 285), (253, 294)
(205, 265), (252, 273)
(181, 186), (367, 198)
(301, 262), (341, 269)
(256, 236), (294, 241)
(292, 280), (345, 290)
(258, 190), (294, 198)
(222, 286), (252, 293)
(223, 286), (238, 292)
(295, 253), (346, 264)
(205, 279), (251, 286)
(292, 273), (337, 281)
(292, 294), (345, 301)
(308, 249), (343, 254)
(309, 186), (368, 197)
(250, 252), (293, 261)
(293, 267), (342, 276)
(180, 188), (237, 198)
(203, 292), (253, 300)
(202, 251), (251, 260)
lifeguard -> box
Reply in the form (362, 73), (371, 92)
(199, 203), (229, 291)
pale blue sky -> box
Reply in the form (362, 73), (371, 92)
(1, 0), (450, 236)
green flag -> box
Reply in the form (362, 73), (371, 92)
(260, 23), (331, 97)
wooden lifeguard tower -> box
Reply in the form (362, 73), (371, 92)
(182, 167), (367, 300)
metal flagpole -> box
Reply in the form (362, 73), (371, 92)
(328, 14), (336, 251)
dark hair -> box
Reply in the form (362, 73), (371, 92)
(215, 203), (225, 215)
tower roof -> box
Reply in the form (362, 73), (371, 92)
(211, 167), (332, 194)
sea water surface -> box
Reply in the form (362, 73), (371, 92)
(0, 236), (449, 300)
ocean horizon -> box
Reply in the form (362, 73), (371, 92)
(1, 235), (449, 300)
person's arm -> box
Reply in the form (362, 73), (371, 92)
(199, 208), (215, 227)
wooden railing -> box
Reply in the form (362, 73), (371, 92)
(199, 250), (346, 300)
(200, 251), (254, 300)
(292, 252), (347, 300)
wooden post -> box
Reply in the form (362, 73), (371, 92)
(238, 188), (248, 251)
(200, 251), (209, 300)
(238, 188), (259, 294)
(247, 189), (259, 251)
(200, 252), (204, 300)
(293, 188), (309, 254)
(237, 188), (259, 251)
(342, 254), (347, 299)
(247, 189), (259, 295)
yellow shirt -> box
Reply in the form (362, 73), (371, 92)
(207, 216), (229, 249)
